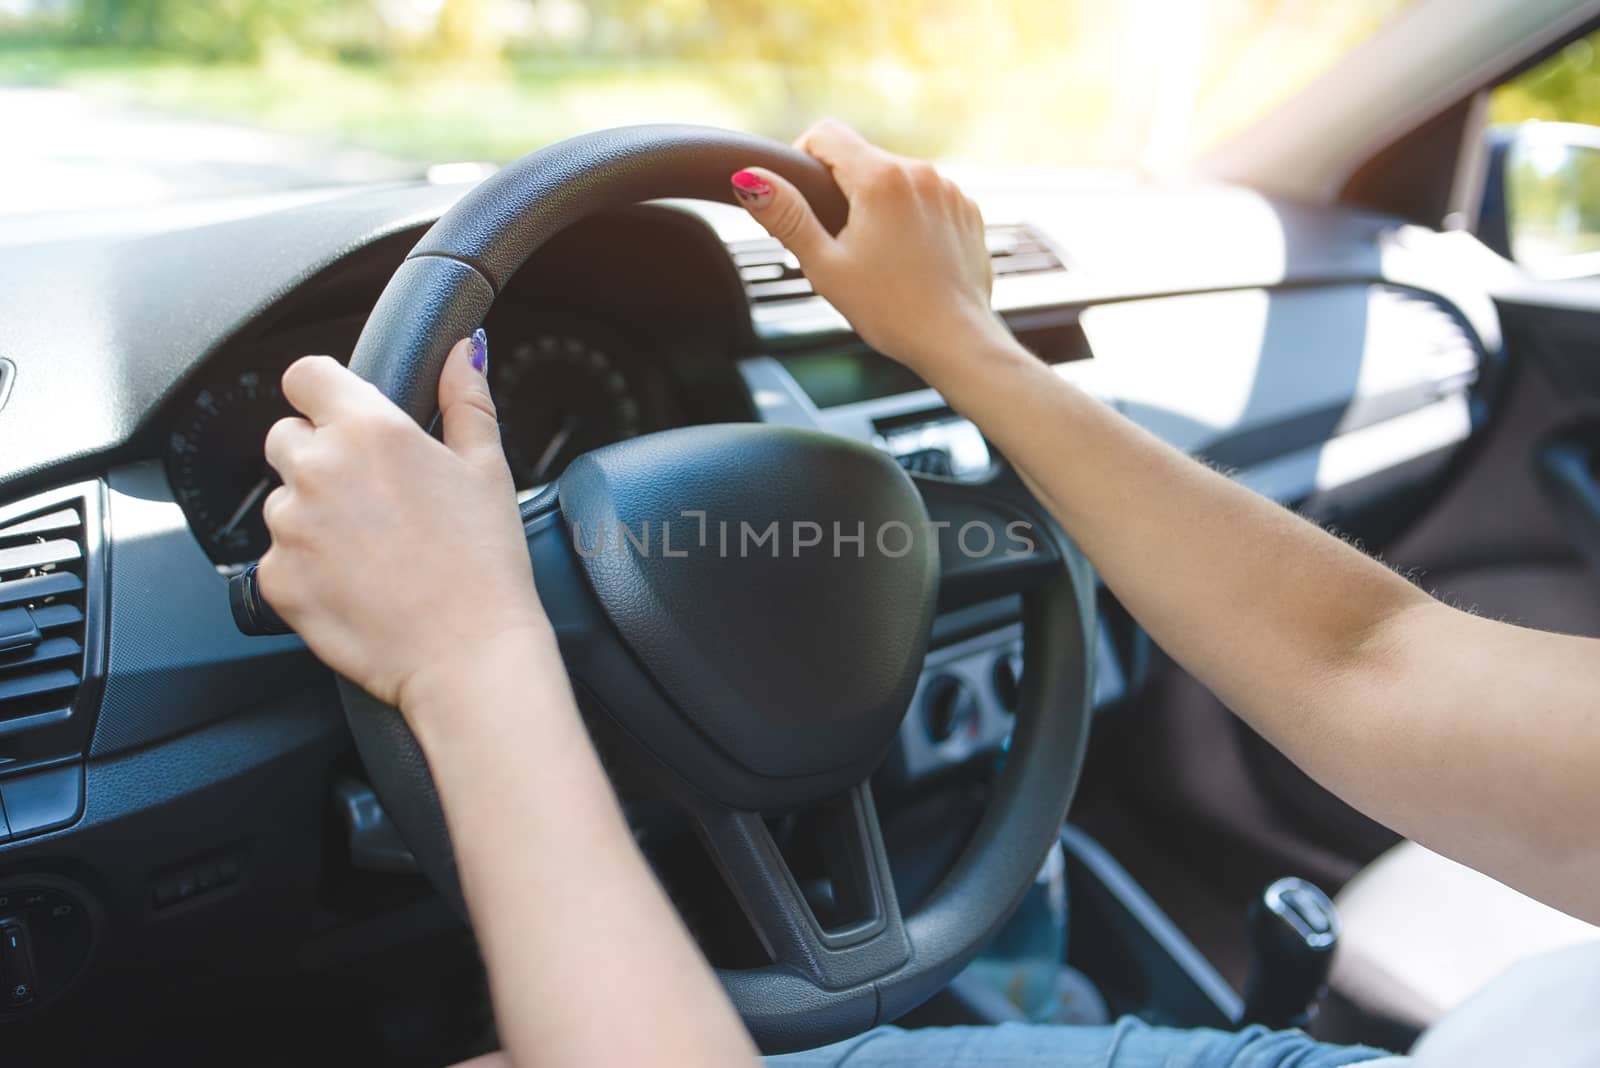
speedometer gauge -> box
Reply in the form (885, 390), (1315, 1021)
(167, 368), (293, 565)
(167, 318), (361, 568)
(494, 334), (644, 487)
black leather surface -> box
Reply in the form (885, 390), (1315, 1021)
(707, 471), (1098, 1051)
(349, 256), (497, 425)
(332, 126), (1095, 1051)
(559, 423), (936, 782)
(886, 527), (1096, 1021)
(411, 123), (849, 294)
(340, 675), (465, 912)
(338, 126), (855, 927)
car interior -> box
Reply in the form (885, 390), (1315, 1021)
(4, 1), (1600, 1064)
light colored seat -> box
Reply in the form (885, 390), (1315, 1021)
(1330, 840), (1600, 1029)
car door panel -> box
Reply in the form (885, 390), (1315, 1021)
(1121, 281), (1600, 893)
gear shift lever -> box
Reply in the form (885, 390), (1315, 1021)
(1242, 876), (1339, 1029)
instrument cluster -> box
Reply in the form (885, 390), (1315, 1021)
(166, 315), (667, 567)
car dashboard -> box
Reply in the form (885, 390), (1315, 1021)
(0, 170), (1503, 1040)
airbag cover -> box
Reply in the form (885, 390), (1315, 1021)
(558, 424), (937, 780)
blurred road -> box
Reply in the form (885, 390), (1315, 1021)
(0, 87), (420, 216)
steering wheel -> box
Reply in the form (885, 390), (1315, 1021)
(329, 125), (1096, 1052)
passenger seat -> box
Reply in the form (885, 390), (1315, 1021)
(1329, 840), (1600, 1029)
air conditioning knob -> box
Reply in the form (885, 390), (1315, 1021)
(923, 674), (979, 744)
(992, 649), (1024, 713)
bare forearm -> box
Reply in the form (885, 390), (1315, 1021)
(408, 633), (758, 1068)
(726, 124), (1600, 921)
(927, 339), (1428, 741)
(927, 339), (1600, 917)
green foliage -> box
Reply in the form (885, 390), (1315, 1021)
(1493, 34), (1600, 128)
(67, 0), (346, 61)
(0, 0), (1438, 168)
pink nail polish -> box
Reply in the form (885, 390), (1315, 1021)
(731, 170), (773, 208)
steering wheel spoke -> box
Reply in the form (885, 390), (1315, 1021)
(914, 463), (1063, 609)
(692, 782), (910, 991)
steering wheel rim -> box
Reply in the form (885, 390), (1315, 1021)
(338, 124), (1097, 1052)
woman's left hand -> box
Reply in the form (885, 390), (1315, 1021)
(257, 332), (552, 713)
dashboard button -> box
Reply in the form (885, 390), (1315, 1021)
(992, 649), (1024, 713)
(1, 923), (35, 1008)
(923, 675), (979, 744)
(0, 764), (83, 839)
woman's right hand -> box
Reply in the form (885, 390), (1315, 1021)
(731, 119), (1013, 380)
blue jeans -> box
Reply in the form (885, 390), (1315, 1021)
(766, 1018), (1402, 1067)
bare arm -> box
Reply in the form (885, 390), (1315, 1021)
(737, 120), (1600, 923)
(935, 341), (1600, 922)
(257, 340), (757, 1066)
(405, 631), (756, 1067)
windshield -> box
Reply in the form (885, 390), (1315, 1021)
(1, 0), (1417, 214)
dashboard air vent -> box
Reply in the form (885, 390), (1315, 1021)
(732, 222), (1064, 306)
(0, 485), (101, 736)
(983, 223), (1067, 277)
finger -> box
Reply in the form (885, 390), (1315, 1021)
(731, 168), (836, 269)
(260, 486), (295, 552)
(962, 193), (983, 231)
(255, 539), (303, 619)
(437, 329), (505, 469)
(940, 176), (970, 218)
(263, 415), (315, 480)
(281, 355), (381, 427)
(794, 119), (886, 195)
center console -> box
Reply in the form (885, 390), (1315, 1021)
(740, 306), (1129, 783)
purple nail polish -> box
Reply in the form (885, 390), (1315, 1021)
(470, 327), (488, 373)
